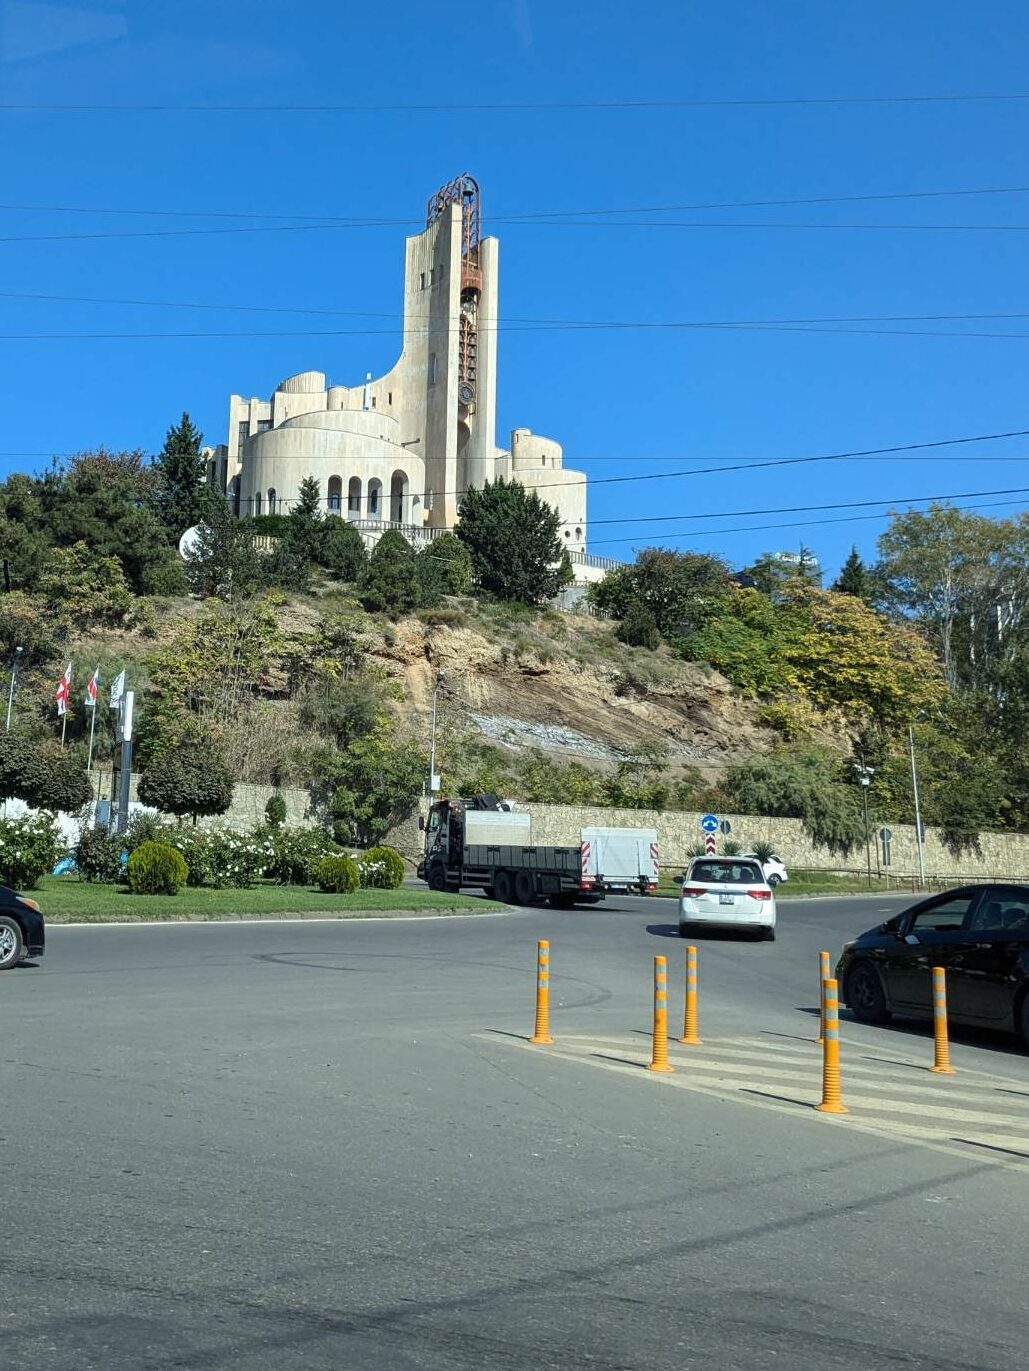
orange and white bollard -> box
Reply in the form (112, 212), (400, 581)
(648, 955), (674, 1073)
(930, 965), (956, 1074)
(818, 950), (831, 1041)
(815, 977), (848, 1113)
(678, 945), (702, 1045)
(529, 939), (554, 1045)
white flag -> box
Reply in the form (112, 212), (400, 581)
(109, 669), (126, 707)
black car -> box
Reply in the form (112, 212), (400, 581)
(837, 884), (1029, 1049)
(0, 883), (46, 970)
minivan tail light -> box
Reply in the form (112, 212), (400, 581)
(747, 889), (772, 901)
(681, 887), (707, 898)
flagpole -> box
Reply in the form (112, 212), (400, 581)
(86, 700), (97, 770)
(60, 711), (68, 747)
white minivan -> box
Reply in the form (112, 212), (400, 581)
(679, 856), (776, 941)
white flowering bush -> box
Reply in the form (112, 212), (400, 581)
(169, 828), (214, 887)
(204, 830), (267, 888)
(259, 825), (338, 885)
(358, 845), (406, 890)
(0, 812), (62, 889)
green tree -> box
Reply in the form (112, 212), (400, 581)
(185, 488), (263, 599)
(0, 732), (93, 811)
(358, 530), (421, 616)
(320, 522), (368, 581)
(589, 550), (732, 638)
(742, 547), (822, 599)
(456, 478), (564, 604)
(832, 547), (872, 599)
(154, 412), (206, 538)
(725, 746), (864, 856)
(415, 532), (473, 601)
(327, 727), (427, 846)
(38, 542), (138, 628)
(137, 735), (234, 824)
(280, 475), (324, 575)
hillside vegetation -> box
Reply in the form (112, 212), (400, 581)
(3, 428), (1029, 857)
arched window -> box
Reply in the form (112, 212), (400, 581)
(327, 475), (342, 513)
(267, 487), (277, 515)
(347, 476), (362, 518)
(390, 470), (409, 524)
(254, 492), (263, 516)
(575, 527), (583, 540)
(367, 477), (382, 518)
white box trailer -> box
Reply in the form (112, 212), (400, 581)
(580, 827), (660, 893)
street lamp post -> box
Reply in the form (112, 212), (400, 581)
(853, 760), (875, 888)
(908, 722), (927, 889)
(5, 645), (23, 733)
(427, 671), (444, 798)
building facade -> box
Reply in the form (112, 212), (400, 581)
(206, 175), (608, 576)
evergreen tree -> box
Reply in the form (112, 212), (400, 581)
(832, 547), (871, 599)
(155, 412), (206, 538)
(320, 521), (368, 581)
(455, 478), (565, 605)
(357, 530), (421, 616)
(184, 487), (262, 599)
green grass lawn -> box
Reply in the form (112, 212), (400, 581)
(655, 870), (926, 899)
(35, 876), (503, 924)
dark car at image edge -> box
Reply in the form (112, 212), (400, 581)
(836, 883), (1029, 1050)
(0, 884), (46, 970)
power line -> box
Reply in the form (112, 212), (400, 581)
(588, 497), (1029, 546)
(8, 289), (1029, 336)
(9, 218), (1029, 246)
(5, 182), (1029, 224)
(581, 484), (1029, 527)
(5, 92), (1029, 111)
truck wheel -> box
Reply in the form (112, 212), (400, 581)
(513, 870), (535, 906)
(426, 864), (447, 893)
(493, 870), (514, 905)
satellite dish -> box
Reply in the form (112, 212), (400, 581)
(178, 525), (205, 560)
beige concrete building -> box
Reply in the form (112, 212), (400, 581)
(206, 175), (610, 579)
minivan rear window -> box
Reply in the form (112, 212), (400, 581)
(689, 860), (764, 885)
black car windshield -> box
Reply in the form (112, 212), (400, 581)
(689, 860), (764, 885)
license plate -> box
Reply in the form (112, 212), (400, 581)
(719, 893), (735, 906)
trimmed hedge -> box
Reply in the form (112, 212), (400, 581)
(125, 841), (189, 895)
(316, 854), (360, 894)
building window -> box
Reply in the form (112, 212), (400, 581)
(428, 351), (438, 386)
(541, 456), (546, 467)
(420, 271), (426, 289)
(347, 476), (362, 516)
(371, 396), (377, 409)
(388, 391), (393, 405)
(254, 492), (262, 516)
(575, 527), (583, 540)
(267, 488), (277, 514)
(327, 475), (342, 512)
(237, 420), (250, 448)
(368, 479), (381, 517)
(257, 418), (272, 433)
(564, 529), (571, 538)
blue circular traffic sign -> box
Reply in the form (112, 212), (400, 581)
(701, 814), (719, 834)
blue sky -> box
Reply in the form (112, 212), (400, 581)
(2, 0), (1029, 576)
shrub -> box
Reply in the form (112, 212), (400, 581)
(263, 826), (338, 885)
(264, 792), (287, 828)
(168, 828), (214, 887)
(137, 738), (234, 823)
(0, 731), (93, 812)
(124, 810), (173, 852)
(749, 839), (777, 864)
(205, 830), (266, 888)
(75, 827), (123, 883)
(358, 845), (405, 889)
(720, 838), (742, 856)
(125, 841), (188, 895)
(0, 812), (61, 889)
(616, 603), (661, 650)
(316, 854), (360, 894)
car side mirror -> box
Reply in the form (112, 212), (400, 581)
(418, 816), (425, 832)
(879, 920), (902, 937)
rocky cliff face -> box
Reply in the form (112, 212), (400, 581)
(365, 611), (776, 774)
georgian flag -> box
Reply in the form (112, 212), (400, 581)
(54, 664), (72, 718)
(85, 667), (100, 707)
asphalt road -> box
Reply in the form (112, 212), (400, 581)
(4, 893), (1028, 1370)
